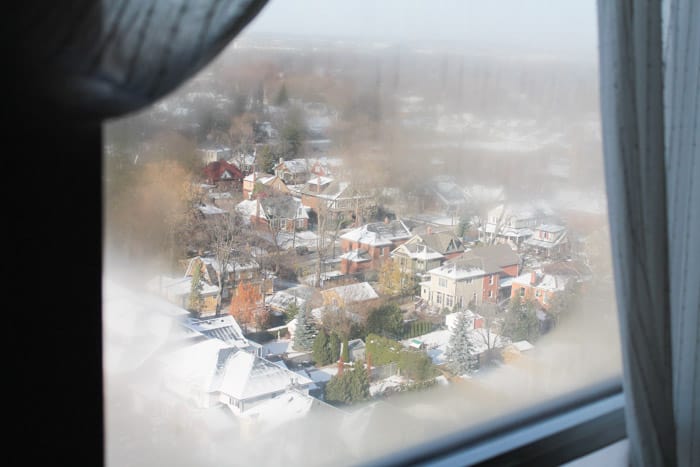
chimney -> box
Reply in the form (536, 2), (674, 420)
(427, 226), (433, 235)
(279, 157), (284, 165)
(530, 271), (537, 285)
(384, 216), (389, 224)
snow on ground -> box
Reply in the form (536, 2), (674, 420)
(262, 339), (291, 357)
(369, 375), (407, 397)
(401, 329), (451, 365)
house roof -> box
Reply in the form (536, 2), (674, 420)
(236, 199), (266, 221)
(275, 158), (309, 174)
(511, 270), (570, 291)
(392, 242), (444, 261)
(243, 172), (275, 183)
(536, 224), (567, 233)
(542, 260), (593, 278)
(265, 286), (315, 311)
(412, 231), (464, 255)
(457, 244), (520, 275)
(216, 351), (313, 400)
(198, 204), (227, 216)
(180, 315), (251, 349)
(203, 160), (243, 182)
(427, 262), (486, 280)
(341, 219), (412, 246)
(261, 196), (309, 220)
(238, 389), (315, 430)
(339, 249), (372, 262)
(323, 282), (379, 303)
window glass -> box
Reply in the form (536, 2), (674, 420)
(103, 1), (620, 466)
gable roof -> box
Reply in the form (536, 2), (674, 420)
(408, 231), (464, 255)
(216, 351), (313, 400)
(275, 158), (309, 174)
(391, 242), (444, 261)
(323, 282), (379, 303)
(203, 160), (244, 182)
(456, 244), (520, 275)
(341, 219), (412, 246)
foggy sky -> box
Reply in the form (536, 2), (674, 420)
(244, 0), (599, 57)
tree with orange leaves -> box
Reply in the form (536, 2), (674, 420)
(229, 281), (261, 332)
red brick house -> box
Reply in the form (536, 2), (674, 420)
(339, 219), (412, 275)
(510, 270), (570, 309)
(241, 172), (290, 200)
(203, 160), (244, 188)
(454, 244), (521, 303)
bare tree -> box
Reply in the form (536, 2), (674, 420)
(314, 201), (344, 288)
(203, 209), (252, 313)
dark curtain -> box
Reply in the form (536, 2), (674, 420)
(597, 0), (699, 465)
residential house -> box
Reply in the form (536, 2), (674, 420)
(429, 176), (468, 216)
(198, 141), (232, 164)
(273, 158), (310, 186)
(202, 159), (244, 188)
(146, 274), (219, 318)
(265, 285), (317, 316)
(458, 244), (521, 302)
(314, 281), (380, 325)
(339, 219), (412, 275)
(420, 261), (486, 311)
(391, 229), (466, 280)
(159, 339), (314, 413)
(236, 195), (309, 233)
(479, 203), (556, 249)
(320, 282), (380, 310)
(523, 224), (570, 258)
(390, 242), (444, 282)
(510, 269), (571, 309)
(183, 255), (264, 302)
(301, 178), (376, 224)
(180, 314), (262, 355)
(309, 156), (344, 177)
(242, 172), (290, 200)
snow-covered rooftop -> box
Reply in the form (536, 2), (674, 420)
(340, 220), (412, 246)
(324, 282), (379, 303)
(427, 262), (486, 281)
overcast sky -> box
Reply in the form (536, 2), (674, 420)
(243, 0), (599, 57)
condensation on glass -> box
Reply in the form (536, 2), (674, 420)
(102, 1), (619, 465)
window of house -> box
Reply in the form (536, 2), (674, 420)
(102, 1), (622, 465)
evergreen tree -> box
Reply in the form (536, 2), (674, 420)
(329, 332), (341, 363)
(187, 262), (204, 312)
(503, 297), (540, 342)
(312, 328), (332, 366)
(293, 306), (316, 351)
(341, 336), (350, 363)
(366, 303), (404, 339)
(349, 361), (370, 402)
(286, 302), (300, 321)
(445, 311), (477, 375)
(325, 365), (370, 405)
